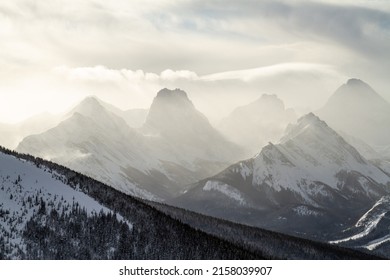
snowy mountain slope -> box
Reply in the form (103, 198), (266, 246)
(147, 200), (381, 260)
(218, 94), (296, 157)
(2, 147), (373, 260)
(17, 98), (162, 200)
(66, 96), (148, 128)
(0, 96), (147, 150)
(317, 78), (390, 147)
(0, 148), (131, 259)
(0, 147), (268, 260)
(337, 131), (381, 160)
(173, 113), (390, 240)
(17, 91), (243, 201)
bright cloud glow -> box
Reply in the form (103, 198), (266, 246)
(0, 0), (389, 123)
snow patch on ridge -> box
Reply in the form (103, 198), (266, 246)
(330, 212), (386, 244)
(293, 205), (321, 216)
(364, 234), (390, 250)
(203, 181), (247, 206)
(329, 197), (390, 245)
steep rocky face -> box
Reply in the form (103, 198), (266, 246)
(144, 88), (197, 133)
(142, 88), (244, 163)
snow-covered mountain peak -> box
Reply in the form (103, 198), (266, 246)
(65, 95), (109, 122)
(294, 112), (323, 128)
(252, 113), (390, 192)
(280, 112), (330, 144)
(64, 96), (131, 132)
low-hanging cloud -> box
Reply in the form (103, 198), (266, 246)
(55, 66), (199, 83)
(54, 63), (342, 89)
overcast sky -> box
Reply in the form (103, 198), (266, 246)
(1, 0), (389, 123)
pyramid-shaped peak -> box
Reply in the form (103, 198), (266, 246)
(77, 96), (103, 108)
(67, 95), (108, 120)
(335, 78), (378, 98)
(280, 113), (329, 143)
(297, 112), (322, 124)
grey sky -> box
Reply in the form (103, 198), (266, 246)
(0, 0), (389, 123)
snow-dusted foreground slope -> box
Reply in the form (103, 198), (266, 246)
(0, 147), (268, 260)
(1, 147), (379, 259)
(0, 150), (131, 259)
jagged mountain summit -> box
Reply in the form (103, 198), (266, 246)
(218, 94), (296, 157)
(144, 88), (197, 136)
(173, 113), (390, 254)
(318, 78), (390, 147)
(143, 88), (242, 163)
(17, 90), (244, 201)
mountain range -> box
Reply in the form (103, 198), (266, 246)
(173, 112), (390, 256)
(4, 78), (390, 258)
(218, 94), (296, 157)
(17, 89), (242, 201)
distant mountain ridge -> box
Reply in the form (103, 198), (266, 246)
(17, 89), (244, 201)
(318, 78), (390, 146)
(218, 94), (296, 157)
